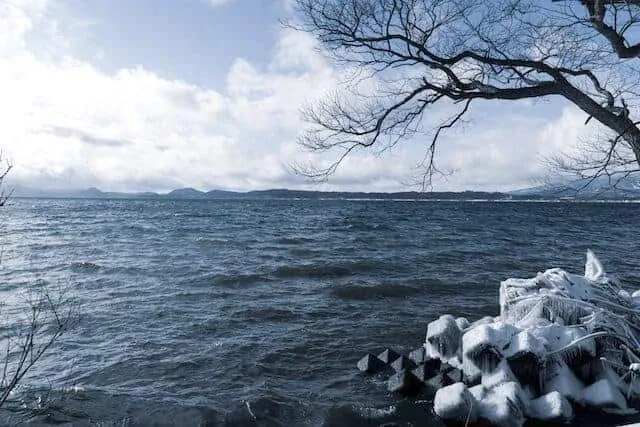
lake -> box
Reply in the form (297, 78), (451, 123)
(0, 198), (638, 425)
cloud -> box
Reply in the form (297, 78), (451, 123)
(38, 126), (130, 147)
(0, 1), (589, 193)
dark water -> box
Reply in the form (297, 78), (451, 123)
(0, 198), (639, 426)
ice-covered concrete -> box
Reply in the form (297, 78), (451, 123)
(429, 252), (640, 424)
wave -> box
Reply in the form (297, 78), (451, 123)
(275, 236), (315, 245)
(274, 264), (353, 279)
(70, 261), (102, 273)
(239, 307), (297, 322)
(189, 273), (268, 288)
(329, 282), (422, 300)
(273, 260), (387, 279)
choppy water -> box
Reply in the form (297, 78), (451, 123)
(0, 198), (639, 426)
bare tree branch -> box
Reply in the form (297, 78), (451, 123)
(289, 0), (640, 187)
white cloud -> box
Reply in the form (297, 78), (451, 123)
(0, 1), (591, 193)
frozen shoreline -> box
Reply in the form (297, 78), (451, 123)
(359, 252), (640, 426)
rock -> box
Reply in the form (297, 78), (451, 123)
(439, 361), (454, 373)
(445, 367), (463, 385)
(423, 374), (451, 399)
(582, 378), (628, 413)
(387, 369), (422, 396)
(357, 353), (387, 374)
(506, 348), (541, 393)
(542, 361), (585, 402)
(434, 382), (477, 423)
(424, 357), (442, 376)
(411, 360), (441, 382)
(468, 384), (488, 402)
(390, 355), (417, 372)
(456, 317), (470, 331)
(478, 382), (526, 427)
(527, 391), (573, 421)
(426, 315), (461, 359)
(408, 346), (426, 364)
(411, 364), (429, 382)
(482, 359), (517, 389)
(462, 322), (518, 373)
(422, 373), (446, 399)
(377, 348), (400, 365)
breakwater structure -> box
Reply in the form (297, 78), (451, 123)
(357, 251), (640, 426)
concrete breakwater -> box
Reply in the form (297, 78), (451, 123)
(358, 252), (640, 426)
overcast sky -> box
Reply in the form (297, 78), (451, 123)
(0, 0), (594, 193)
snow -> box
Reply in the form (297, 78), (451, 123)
(479, 382), (526, 427)
(542, 361), (585, 401)
(527, 391), (573, 420)
(582, 379), (628, 413)
(433, 382), (477, 423)
(425, 314), (461, 359)
(425, 251), (640, 425)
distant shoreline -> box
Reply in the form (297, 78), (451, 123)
(8, 183), (640, 201)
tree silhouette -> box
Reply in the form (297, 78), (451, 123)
(289, 0), (640, 187)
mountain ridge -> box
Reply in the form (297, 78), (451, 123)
(8, 176), (640, 200)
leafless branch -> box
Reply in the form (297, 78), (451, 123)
(289, 0), (640, 188)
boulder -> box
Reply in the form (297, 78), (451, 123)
(426, 315), (461, 359)
(377, 348), (400, 365)
(390, 355), (417, 372)
(542, 361), (585, 402)
(356, 353), (387, 374)
(477, 382), (527, 427)
(466, 323), (519, 371)
(387, 369), (422, 396)
(411, 358), (443, 382)
(527, 391), (573, 421)
(422, 373), (446, 399)
(408, 346), (426, 364)
(582, 378), (628, 413)
(434, 382), (477, 423)
(445, 367), (463, 385)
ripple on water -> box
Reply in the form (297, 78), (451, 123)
(2, 199), (640, 426)
(328, 282), (423, 300)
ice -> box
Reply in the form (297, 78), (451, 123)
(462, 322), (518, 372)
(478, 382), (526, 427)
(481, 359), (516, 389)
(542, 361), (585, 401)
(585, 249), (604, 281)
(425, 314), (461, 359)
(420, 252), (640, 425)
(582, 378), (629, 413)
(527, 391), (573, 421)
(433, 382), (477, 423)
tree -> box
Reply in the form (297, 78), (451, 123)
(0, 159), (74, 410)
(289, 0), (640, 188)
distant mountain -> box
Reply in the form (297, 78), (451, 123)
(10, 180), (640, 201)
(512, 175), (640, 199)
(10, 186), (515, 200)
(166, 188), (207, 199)
(205, 189), (243, 198)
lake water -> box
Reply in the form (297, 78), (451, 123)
(0, 198), (639, 426)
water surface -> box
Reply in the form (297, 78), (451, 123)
(0, 199), (638, 425)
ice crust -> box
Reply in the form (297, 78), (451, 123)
(431, 251), (640, 425)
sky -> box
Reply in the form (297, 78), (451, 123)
(0, 0), (594, 193)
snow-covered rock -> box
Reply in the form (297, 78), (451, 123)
(426, 314), (461, 359)
(527, 391), (573, 421)
(426, 252), (640, 424)
(582, 378), (629, 413)
(433, 382), (477, 423)
(362, 252), (640, 425)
